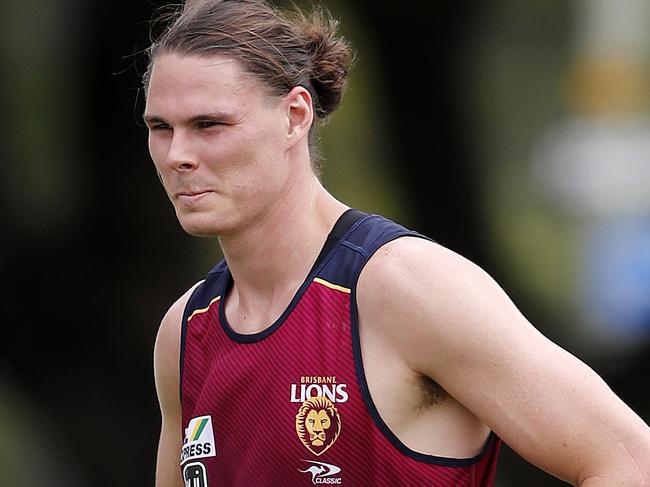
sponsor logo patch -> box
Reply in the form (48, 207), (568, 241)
(299, 460), (343, 485)
(183, 462), (209, 487)
(181, 415), (216, 465)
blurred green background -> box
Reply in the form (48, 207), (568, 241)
(1, 0), (649, 485)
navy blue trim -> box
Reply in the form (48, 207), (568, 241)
(307, 208), (367, 276)
(310, 214), (374, 280)
(179, 261), (229, 401)
(179, 282), (207, 402)
(349, 231), (496, 467)
(216, 212), (374, 344)
(341, 240), (370, 257)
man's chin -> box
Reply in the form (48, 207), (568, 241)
(176, 208), (246, 238)
(178, 220), (222, 238)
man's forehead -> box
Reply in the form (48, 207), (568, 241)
(147, 53), (250, 94)
(145, 54), (251, 116)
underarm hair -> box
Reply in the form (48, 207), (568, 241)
(419, 375), (447, 408)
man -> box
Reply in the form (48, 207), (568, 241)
(144, 0), (650, 485)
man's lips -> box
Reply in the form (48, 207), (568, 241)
(175, 190), (212, 204)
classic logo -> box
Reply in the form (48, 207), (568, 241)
(181, 415), (216, 464)
(183, 462), (209, 487)
(295, 396), (342, 456)
(299, 460), (343, 485)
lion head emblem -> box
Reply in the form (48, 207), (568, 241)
(295, 396), (341, 456)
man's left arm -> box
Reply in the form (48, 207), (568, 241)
(359, 237), (650, 486)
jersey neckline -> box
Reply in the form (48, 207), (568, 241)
(216, 209), (368, 343)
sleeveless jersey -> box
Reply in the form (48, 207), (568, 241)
(179, 211), (500, 486)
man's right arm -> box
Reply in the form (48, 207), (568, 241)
(153, 283), (203, 487)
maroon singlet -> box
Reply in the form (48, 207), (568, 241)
(179, 211), (500, 486)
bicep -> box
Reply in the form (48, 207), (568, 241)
(431, 300), (624, 483)
(359, 239), (650, 485)
(153, 283), (201, 487)
(433, 278), (649, 484)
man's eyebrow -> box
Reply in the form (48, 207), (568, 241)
(187, 112), (236, 123)
(143, 114), (166, 125)
(143, 112), (236, 125)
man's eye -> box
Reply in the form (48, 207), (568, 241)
(197, 121), (222, 129)
(150, 124), (171, 131)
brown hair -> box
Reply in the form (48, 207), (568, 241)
(144, 0), (355, 174)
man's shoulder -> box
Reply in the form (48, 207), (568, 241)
(159, 280), (206, 335)
(360, 235), (474, 286)
(356, 236), (498, 334)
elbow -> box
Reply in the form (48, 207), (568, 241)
(627, 440), (650, 487)
(578, 469), (649, 487)
(634, 455), (650, 487)
(578, 441), (650, 487)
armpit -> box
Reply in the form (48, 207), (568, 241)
(419, 375), (447, 408)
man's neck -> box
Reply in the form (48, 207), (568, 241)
(217, 177), (348, 331)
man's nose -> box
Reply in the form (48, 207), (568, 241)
(166, 131), (198, 171)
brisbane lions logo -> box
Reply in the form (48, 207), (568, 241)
(295, 396), (341, 456)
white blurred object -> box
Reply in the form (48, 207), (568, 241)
(531, 117), (650, 217)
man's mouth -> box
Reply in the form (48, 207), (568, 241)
(176, 190), (212, 204)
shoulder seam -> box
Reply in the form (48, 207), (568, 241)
(341, 240), (370, 257)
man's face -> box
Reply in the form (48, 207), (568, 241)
(144, 53), (291, 237)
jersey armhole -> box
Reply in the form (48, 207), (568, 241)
(349, 233), (498, 466)
(179, 280), (208, 402)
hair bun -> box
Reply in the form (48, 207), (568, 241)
(298, 10), (355, 119)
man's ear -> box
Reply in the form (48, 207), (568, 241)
(285, 86), (314, 144)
